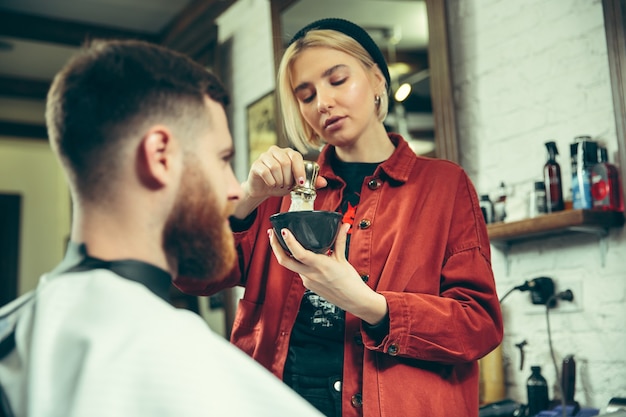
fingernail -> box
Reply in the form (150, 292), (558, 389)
(298, 177), (305, 185)
(281, 229), (287, 237)
(267, 229), (272, 238)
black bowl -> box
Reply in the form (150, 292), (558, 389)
(269, 211), (343, 254)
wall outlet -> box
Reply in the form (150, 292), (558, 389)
(523, 279), (583, 315)
(553, 280), (582, 313)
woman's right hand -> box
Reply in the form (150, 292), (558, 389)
(233, 146), (327, 219)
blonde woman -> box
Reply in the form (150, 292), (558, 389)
(177, 18), (503, 417)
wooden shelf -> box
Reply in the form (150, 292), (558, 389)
(487, 209), (625, 246)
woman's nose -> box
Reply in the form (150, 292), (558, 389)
(316, 90), (334, 113)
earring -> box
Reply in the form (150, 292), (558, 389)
(375, 95), (381, 107)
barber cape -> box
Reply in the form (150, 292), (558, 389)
(0, 243), (322, 417)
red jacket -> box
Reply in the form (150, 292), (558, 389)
(176, 134), (503, 417)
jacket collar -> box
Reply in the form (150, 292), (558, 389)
(318, 133), (417, 185)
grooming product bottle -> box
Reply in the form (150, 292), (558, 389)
(561, 355), (577, 407)
(591, 147), (624, 211)
(543, 141), (564, 212)
(570, 136), (598, 209)
(289, 161), (319, 212)
(527, 366), (549, 416)
(479, 194), (494, 224)
(493, 182), (507, 222)
(529, 181), (547, 218)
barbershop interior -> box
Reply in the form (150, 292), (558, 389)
(0, 0), (625, 416)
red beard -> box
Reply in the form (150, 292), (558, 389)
(162, 164), (235, 281)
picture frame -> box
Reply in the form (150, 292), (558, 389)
(246, 91), (277, 168)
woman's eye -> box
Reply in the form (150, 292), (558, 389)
(331, 78), (347, 86)
(301, 93), (315, 104)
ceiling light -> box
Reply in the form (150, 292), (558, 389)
(394, 83), (412, 102)
(388, 62), (412, 79)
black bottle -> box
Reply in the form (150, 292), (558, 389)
(493, 182), (507, 222)
(479, 194), (494, 224)
(544, 141), (564, 212)
(527, 366), (549, 416)
(561, 355), (579, 411)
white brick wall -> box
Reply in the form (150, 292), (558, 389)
(217, 0), (276, 182)
(448, 0), (626, 410)
(216, 0), (276, 314)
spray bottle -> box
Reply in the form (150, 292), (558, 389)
(543, 141), (564, 212)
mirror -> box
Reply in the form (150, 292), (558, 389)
(270, 0), (459, 163)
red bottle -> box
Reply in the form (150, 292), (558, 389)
(591, 147), (624, 211)
(544, 141), (564, 212)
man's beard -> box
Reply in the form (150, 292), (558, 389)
(162, 166), (235, 281)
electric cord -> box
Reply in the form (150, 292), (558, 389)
(545, 290), (574, 417)
(499, 278), (576, 416)
(499, 280), (532, 303)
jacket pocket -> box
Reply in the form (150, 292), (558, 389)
(230, 298), (262, 357)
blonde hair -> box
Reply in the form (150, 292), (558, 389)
(277, 29), (389, 152)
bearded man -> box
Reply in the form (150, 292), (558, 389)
(0, 39), (322, 417)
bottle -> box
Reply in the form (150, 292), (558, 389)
(561, 355), (577, 406)
(591, 147), (624, 211)
(529, 181), (547, 218)
(570, 136), (598, 210)
(527, 366), (549, 417)
(544, 141), (564, 212)
(479, 194), (494, 224)
(493, 182), (507, 222)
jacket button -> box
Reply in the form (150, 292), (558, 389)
(388, 344), (399, 356)
(358, 219), (371, 229)
(360, 274), (369, 283)
(367, 179), (381, 190)
(351, 393), (363, 408)
(354, 333), (363, 346)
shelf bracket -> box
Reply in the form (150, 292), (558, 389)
(492, 242), (512, 276)
(568, 226), (610, 267)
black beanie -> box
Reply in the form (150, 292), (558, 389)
(288, 18), (391, 91)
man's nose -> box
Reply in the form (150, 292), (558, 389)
(228, 169), (243, 202)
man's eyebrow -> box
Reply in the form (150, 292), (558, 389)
(293, 64), (347, 93)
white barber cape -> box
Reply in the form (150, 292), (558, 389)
(0, 265), (322, 417)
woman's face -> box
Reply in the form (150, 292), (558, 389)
(290, 46), (384, 147)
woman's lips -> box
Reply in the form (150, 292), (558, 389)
(324, 116), (344, 131)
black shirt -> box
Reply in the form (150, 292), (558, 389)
(283, 159), (379, 379)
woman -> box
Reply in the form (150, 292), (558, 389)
(176, 18), (503, 417)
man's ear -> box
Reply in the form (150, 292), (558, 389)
(137, 126), (177, 189)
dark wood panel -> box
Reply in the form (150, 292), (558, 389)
(0, 76), (50, 100)
(425, 0), (459, 163)
(0, 10), (157, 47)
(0, 120), (47, 140)
(0, 194), (21, 307)
(160, 0), (235, 66)
(603, 0), (626, 215)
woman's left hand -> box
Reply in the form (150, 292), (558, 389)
(268, 223), (388, 325)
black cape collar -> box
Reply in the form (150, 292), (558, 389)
(50, 242), (172, 303)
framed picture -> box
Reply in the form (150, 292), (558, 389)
(246, 91), (277, 168)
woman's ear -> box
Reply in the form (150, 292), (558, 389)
(371, 64), (387, 94)
(137, 126), (176, 189)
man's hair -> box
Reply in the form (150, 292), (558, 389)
(276, 30), (389, 153)
(46, 39), (229, 201)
